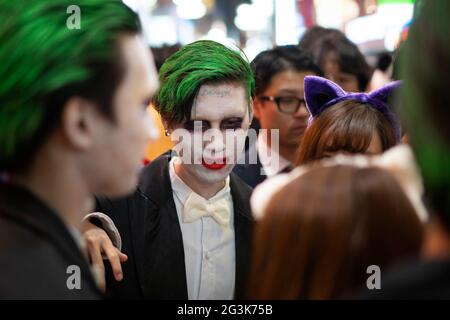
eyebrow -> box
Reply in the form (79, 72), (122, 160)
(189, 116), (244, 122)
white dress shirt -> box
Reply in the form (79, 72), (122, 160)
(257, 133), (292, 177)
(169, 156), (236, 300)
(84, 156), (236, 300)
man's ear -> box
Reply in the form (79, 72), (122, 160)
(161, 118), (172, 135)
(60, 96), (103, 150)
(252, 97), (262, 120)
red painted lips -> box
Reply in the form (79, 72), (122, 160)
(202, 157), (227, 170)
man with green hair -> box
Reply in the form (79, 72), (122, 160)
(361, 0), (450, 299)
(82, 40), (256, 299)
(0, 0), (159, 298)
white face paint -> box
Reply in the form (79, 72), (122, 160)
(172, 83), (251, 185)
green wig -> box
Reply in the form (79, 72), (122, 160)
(0, 0), (139, 171)
(400, 0), (450, 218)
(153, 40), (255, 126)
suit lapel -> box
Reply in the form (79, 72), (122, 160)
(134, 153), (188, 299)
(255, 151), (268, 184)
(229, 173), (254, 299)
(233, 144), (267, 188)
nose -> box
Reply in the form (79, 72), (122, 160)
(203, 128), (226, 155)
(292, 104), (309, 119)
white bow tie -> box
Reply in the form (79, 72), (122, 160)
(182, 192), (230, 227)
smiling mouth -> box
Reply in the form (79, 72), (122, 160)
(202, 157), (227, 170)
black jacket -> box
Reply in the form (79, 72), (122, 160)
(96, 152), (254, 299)
(233, 144), (267, 188)
(0, 184), (101, 299)
(358, 259), (450, 299)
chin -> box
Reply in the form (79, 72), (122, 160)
(103, 175), (138, 198)
(194, 163), (234, 184)
(285, 137), (301, 149)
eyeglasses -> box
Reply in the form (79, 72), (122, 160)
(259, 95), (306, 114)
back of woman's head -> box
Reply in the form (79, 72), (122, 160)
(248, 165), (423, 299)
(296, 100), (397, 165)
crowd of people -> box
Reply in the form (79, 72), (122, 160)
(0, 0), (449, 300)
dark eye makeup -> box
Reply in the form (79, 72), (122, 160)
(183, 120), (210, 131)
(221, 117), (243, 130)
(183, 117), (244, 131)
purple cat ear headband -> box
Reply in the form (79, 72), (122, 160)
(304, 75), (402, 142)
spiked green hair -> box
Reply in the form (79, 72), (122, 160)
(153, 40), (255, 126)
(400, 0), (450, 219)
(0, 0), (139, 171)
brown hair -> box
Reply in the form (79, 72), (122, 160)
(296, 100), (397, 165)
(247, 165), (424, 299)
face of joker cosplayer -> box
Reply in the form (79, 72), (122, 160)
(171, 82), (251, 186)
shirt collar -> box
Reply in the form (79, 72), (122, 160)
(169, 156), (231, 205)
(257, 133), (292, 177)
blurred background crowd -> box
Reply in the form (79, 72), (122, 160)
(141, 0), (415, 160)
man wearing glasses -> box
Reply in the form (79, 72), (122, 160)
(233, 46), (322, 188)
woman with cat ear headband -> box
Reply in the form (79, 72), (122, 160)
(296, 76), (401, 165)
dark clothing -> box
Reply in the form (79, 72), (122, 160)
(0, 184), (101, 299)
(96, 152), (254, 299)
(359, 259), (450, 299)
(233, 143), (293, 188)
(233, 144), (267, 188)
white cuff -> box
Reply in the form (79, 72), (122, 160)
(83, 212), (122, 252)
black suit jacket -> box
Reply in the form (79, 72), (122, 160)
(233, 143), (267, 188)
(0, 184), (101, 299)
(96, 152), (254, 299)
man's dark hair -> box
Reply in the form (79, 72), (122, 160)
(251, 45), (322, 96)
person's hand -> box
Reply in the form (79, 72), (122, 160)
(82, 220), (128, 292)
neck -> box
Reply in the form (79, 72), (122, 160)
(278, 144), (297, 163)
(174, 162), (225, 199)
(263, 135), (297, 163)
(11, 145), (93, 232)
